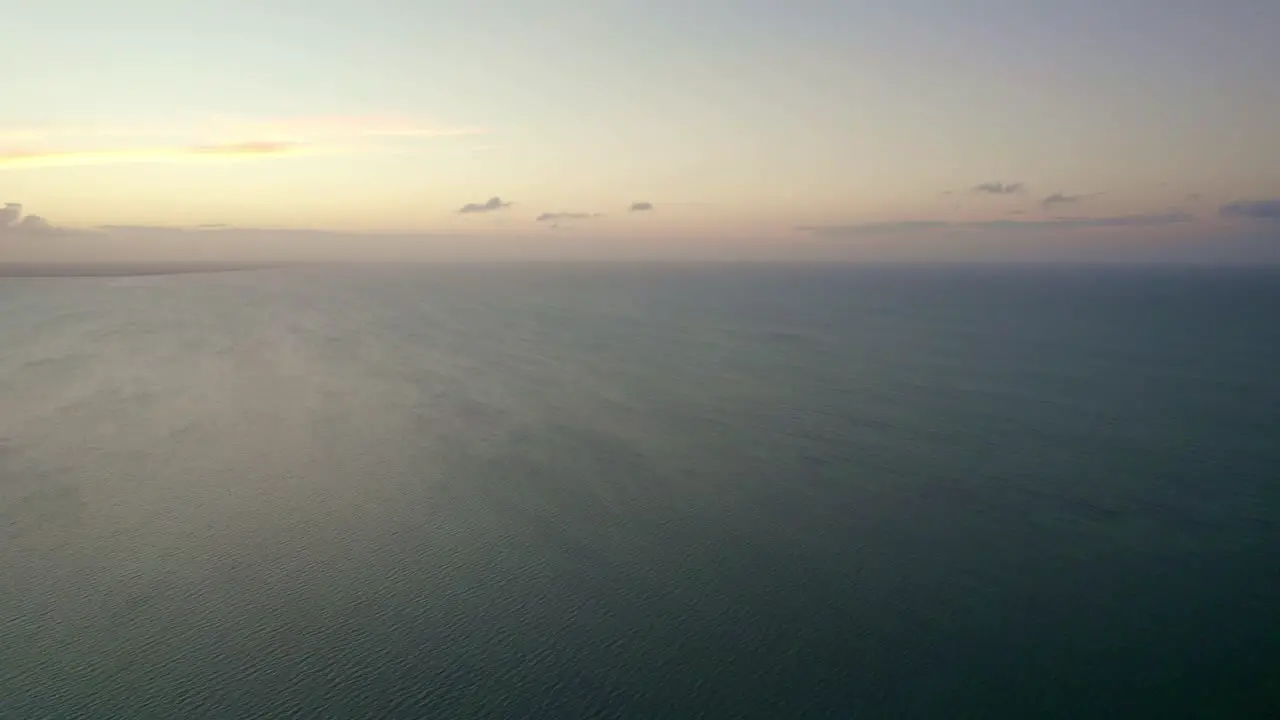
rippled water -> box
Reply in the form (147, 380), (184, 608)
(2, 265), (1277, 718)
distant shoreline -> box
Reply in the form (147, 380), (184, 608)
(0, 262), (294, 278)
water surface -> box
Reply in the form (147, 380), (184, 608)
(2, 265), (1277, 718)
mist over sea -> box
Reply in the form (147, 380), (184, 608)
(2, 264), (1277, 718)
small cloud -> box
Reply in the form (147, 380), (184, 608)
(1185, 193), (1202, 202)
(198, 223), (230, 229)
(629, 202), (654, 212)
(1220, 199), (1280, 221)
(536, 212), (602, 222)
(1042, 192), (1087, 207)
(972, 182), (1025, 195)
(97, 224), (187, 233)
(1, 203), (21, 226)
(796, 221), (951, 236)
(18, 215), (52, 232)
(458, 196), (511, 214)
(1044, 212), (1191, 228)
(1008, 210), (1026, 216)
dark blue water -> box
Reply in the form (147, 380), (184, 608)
(2, 265), (1277, 718)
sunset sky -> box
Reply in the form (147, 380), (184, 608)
(2, 1), (1278, 262)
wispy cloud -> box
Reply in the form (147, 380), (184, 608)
(1220, 199), (1280, 220)
(797, 220), (951, 236)
(0, 142), (307, 169)
(1041, 192), (1101, 208)
(188, 141), (301, 156)
(0, 203), (20, 227)
(0, 116), (485, 144)
(536, 212), (601, 222)
(1045, 213), (1191, 228)
(629, 202), (654, 212)
(796, 213), (1195, 237)
(0, 115), (483, 170)
(211, 116), (485, 142)
(458, 197), (511, 214)
(97, 224), (190, 233)
(972, 182), (1025, 195)
(0, 126), (142, 144)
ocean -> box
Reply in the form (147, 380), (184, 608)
(1, 264), (1277, 718)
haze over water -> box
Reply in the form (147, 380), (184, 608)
(2, 265), (1277, 718)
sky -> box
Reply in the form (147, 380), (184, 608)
(2, 0), (1278, 263)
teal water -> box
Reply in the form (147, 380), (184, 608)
(1, 265), (1277, 718)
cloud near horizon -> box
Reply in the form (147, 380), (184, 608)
(1042, 192), (1096, 208)
(1220, 199), (1280, 220)
(458, 197), (511, 214)
(972, 182), (1025, 195)
(629, 202), (654, 212)
(17, 215), (52, 231)
(796, 212), (1196, 237)
(0, 202), (54, 234)
(97, 224), (191, 233)
(536, 212), (602, 222)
